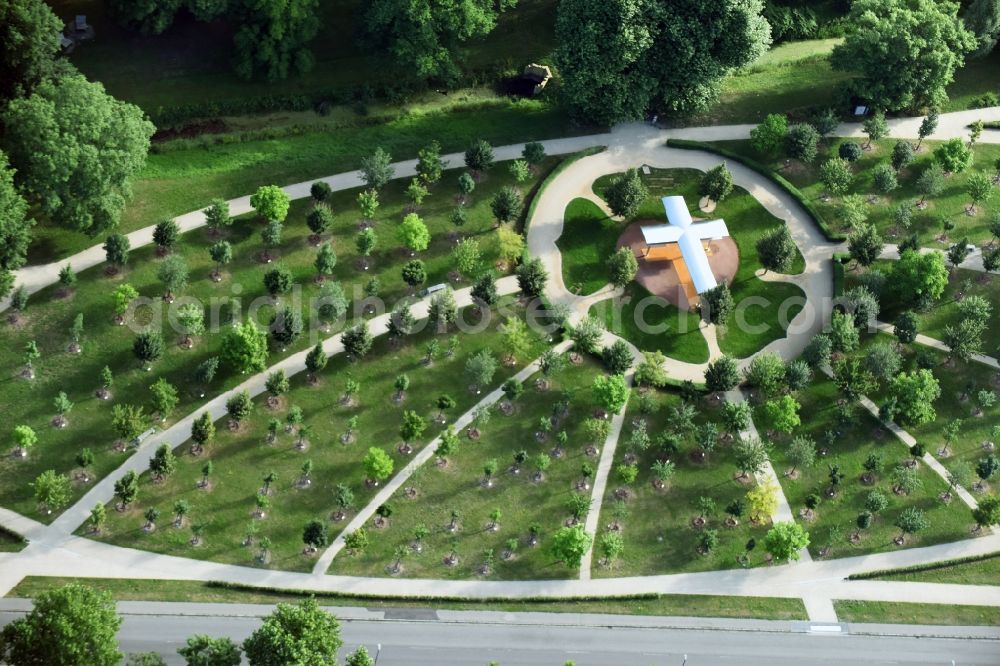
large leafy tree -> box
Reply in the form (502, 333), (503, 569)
(554, 0), (770, 124)
(360, 0), (515, 83)
(0, 0), (64, 102)
(233, 0), (321, 81)
(0, 152), (33, 297)
(830, 0), (976, 112)
(222, 320), (269, 374)
(1, 74), (154, 236)
(0, 583), (122, 665)
(242, 598), (341, 665)
(107, 0), (184, 35)
(965, 0), (1000, 58)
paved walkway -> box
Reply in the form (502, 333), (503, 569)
(313, 341), (574, 575)
(44, 276), (519, 537)
(5, 106), (1000, 312)
(872, 320), (1000, 370)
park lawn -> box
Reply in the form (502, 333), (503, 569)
(6, 576), (807, 620)
(328, 355), (603, 580)
(834, 600), (1000, 626)
(1, 158), (548, 521)
(846, 263), (1000, 354)
(29, 99), (586, 263)
(0, 527), (26, 552)
(766, 374), (971, 560)
(591, 167), (806, 359)
(589, 283), (709, 364)
(708, 139), (1000, 247)
(85, 299), (548, 572)
(557, 198), (619, 295)
(591, 387), (771, 578)
(868, 552), (1000, 586)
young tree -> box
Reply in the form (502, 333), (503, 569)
(819, 156), (854, 195)
(604, 169), (647, 219)
(497, 225), (526, 265)
(225, 390), (254, 425)
(593, 374), (630, 413)
(916, 110), (939, 150)
(250, 185), (290, 223)
(397, 213), (430, 254)
(915, 162), (945, 206)
(32, 469), (71, 514)
(608, 246), (638, 288)
(306, 207), (333, 238)
(465, 349), (498, 388)
(150, 377), (179, 421)
(704, 355), (740, 393)
(516, 257), (548, 298)
(889, 369), (941, 426)
(509, 159), (531, 184)
(698, 163), (734, 203)
(764, 396), (801, 435)
(451, 238), (481, 278)
(342, 322), (374, 359)
(549, 525), (593, 568)
(113, 470), (139, 510)
(177, 634), (241, 666)
(157, 255), (189, 299)
(133, 330), (164, 368)
(847, 224), (884, 268)
(405, 178), (429, 208)
(967, 172), (994, 213)
(734, 436), (771, 480)
(750, 113), (789, 154)
(786, 436), (816, 476)
(464, 139), (494, 174)
(222, 321), (269, 374)
(204, 198), (231, 233)
(894, 506), (929, 542)
(0, 583), (122, 665)
(785, 124), (820, 163)
(416, 140), (446, 185)
(104, 234), (130, 271)
(490, 186), (522, 224)
(153, 218), (179, 254)
(269, 307), (303, 348)
(763, 521), (810, 561)
(872, 163), (898, 194)
(360, 147), (394, 191)
(756, 226), (796, 274)
(457, 173), (475, 204)
(148, 443), (177, 481)
(861, 110), (889, 149)
(891, 140), (915, 171)
(933, 138), (974, 173)
(363, 447), (394, 484)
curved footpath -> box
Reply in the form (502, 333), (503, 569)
(5, 106), (1000, 311)
(1, 109), (1000, 617)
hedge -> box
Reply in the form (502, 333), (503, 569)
(847, 550), (1000, 581)
(832, 252), (850, 298)
(666, 138), (846, 242)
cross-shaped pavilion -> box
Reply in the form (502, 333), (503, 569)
(638, 196), (730, 305)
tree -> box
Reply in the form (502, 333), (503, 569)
(303, 343), (327, 380)
(608, 246), (638, 288)
(150, 378), (179, 421)
(763, 522), (810, 561)
(492, 225), (524, 265)
(225, 390), (254, 424)
(831, 0), (975, 111)
(357, 190), (379, 225)
(965, 0), (1000, 57)
(841, 286), (880, 329)
(0, 0), (62, 101)
(302, 519), (328, 553)
(191, 411), (216, 454)
(872, 163), (899, 194)
(178, 634), (241, 666)
(500, 317), (533, 363)
(242, 598), (341, 666)
(104, 234), (131, 270)
(488, 185), (522, 225)
(604, 169), (647, 219)
(847, 223), (884, 268)
(222, 321), (269, 374)
(864, 342), (902, 384)
(891, 140), (915, 172)
(248, 185), (289, 223)
(345, 647), (375, 666)
(363, 447), (393, 484)
(593, 374), (630, 413)
(342, 322), (374, 359)
(889, 369), (941, 425)
(262, 266), (293, 299)
(837, 194), (868, 229)
(465, 349), (498, 388)
(746, 481), (778, 523)
(1, 74), (154, 235)
(397, 213), (430, 253)
(153, 218), (179, 253)
(405, 178), (429, 208)
(861, 110), (890, 149)
(722, 401), (752, 435)
(400, 410), (426, 445)
(764, 396), (800, 434)
(819, 157), (854, 195)
(895, 506), (929, 541)
(148, 442), (177, 481)
(452, 238), (481, 278)
(602, 340), (633, 375)
(554, 0), (769, 124)
(358, 147), (395, 191)
(933, 138), (974, 173)
(803, 332), (833, 369)
(522, 141), (546, 167)
(972, 496), (1000, 531)
(111, 404), (146, 444)
(133, 330), (164, 368)
(944, 316), (986, 362)
(231, 0), (320, 80)
(516, 257), (548, 298)
(32, 469), (71, 514)
(744, 352), (786, 396)
(967, 172), (995, 213)
(157, 255), (189, 299)
(839, 141), (863, 162)
(734, 437), (771, 479)
(549, 525), (593, 568)
(113, 470), (139, 509)
(756, 226), (796, 274)
(698, 163), (734, 203)
(509, 159), (531, 184)
(464, 140), (494, 174)
(269, 307), (303, 348)
(913, 163), (945, 208)
(786, 436), (816, 476)
(785, 124), (820, 163)
(457, 173), (475, 205)
(427, 288), (457, 332)
(750, 114), (789, 154)
(704, 355), (740, 393)
(310, 242), (337, 280)
(0, 583), (122, 665)
(306, 207), (333, 238)
(360, 0), (510, 82)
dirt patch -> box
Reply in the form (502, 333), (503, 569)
(152, 119), (228, 143)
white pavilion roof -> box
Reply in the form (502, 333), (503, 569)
(639, 196), (730, 295)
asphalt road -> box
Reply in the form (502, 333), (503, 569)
(3, 607), (1000, 666)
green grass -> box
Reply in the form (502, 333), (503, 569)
(767, 372), (972, 560)
(29, 100), (585, 263)
(591, 387), (771, 577)
(589, 283), (709, 364)
(2, 158), (553, 521)
(0, 527), (27, 552)
(708, 139), (1000, 247)
(5, 577), (807, 620)
(556, 198), (620, 296)
(328, 356), (603, 580)
(866, 552), (1000, 586)
(86, 300), (547, 572)
(834, 600), (1000, 626)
